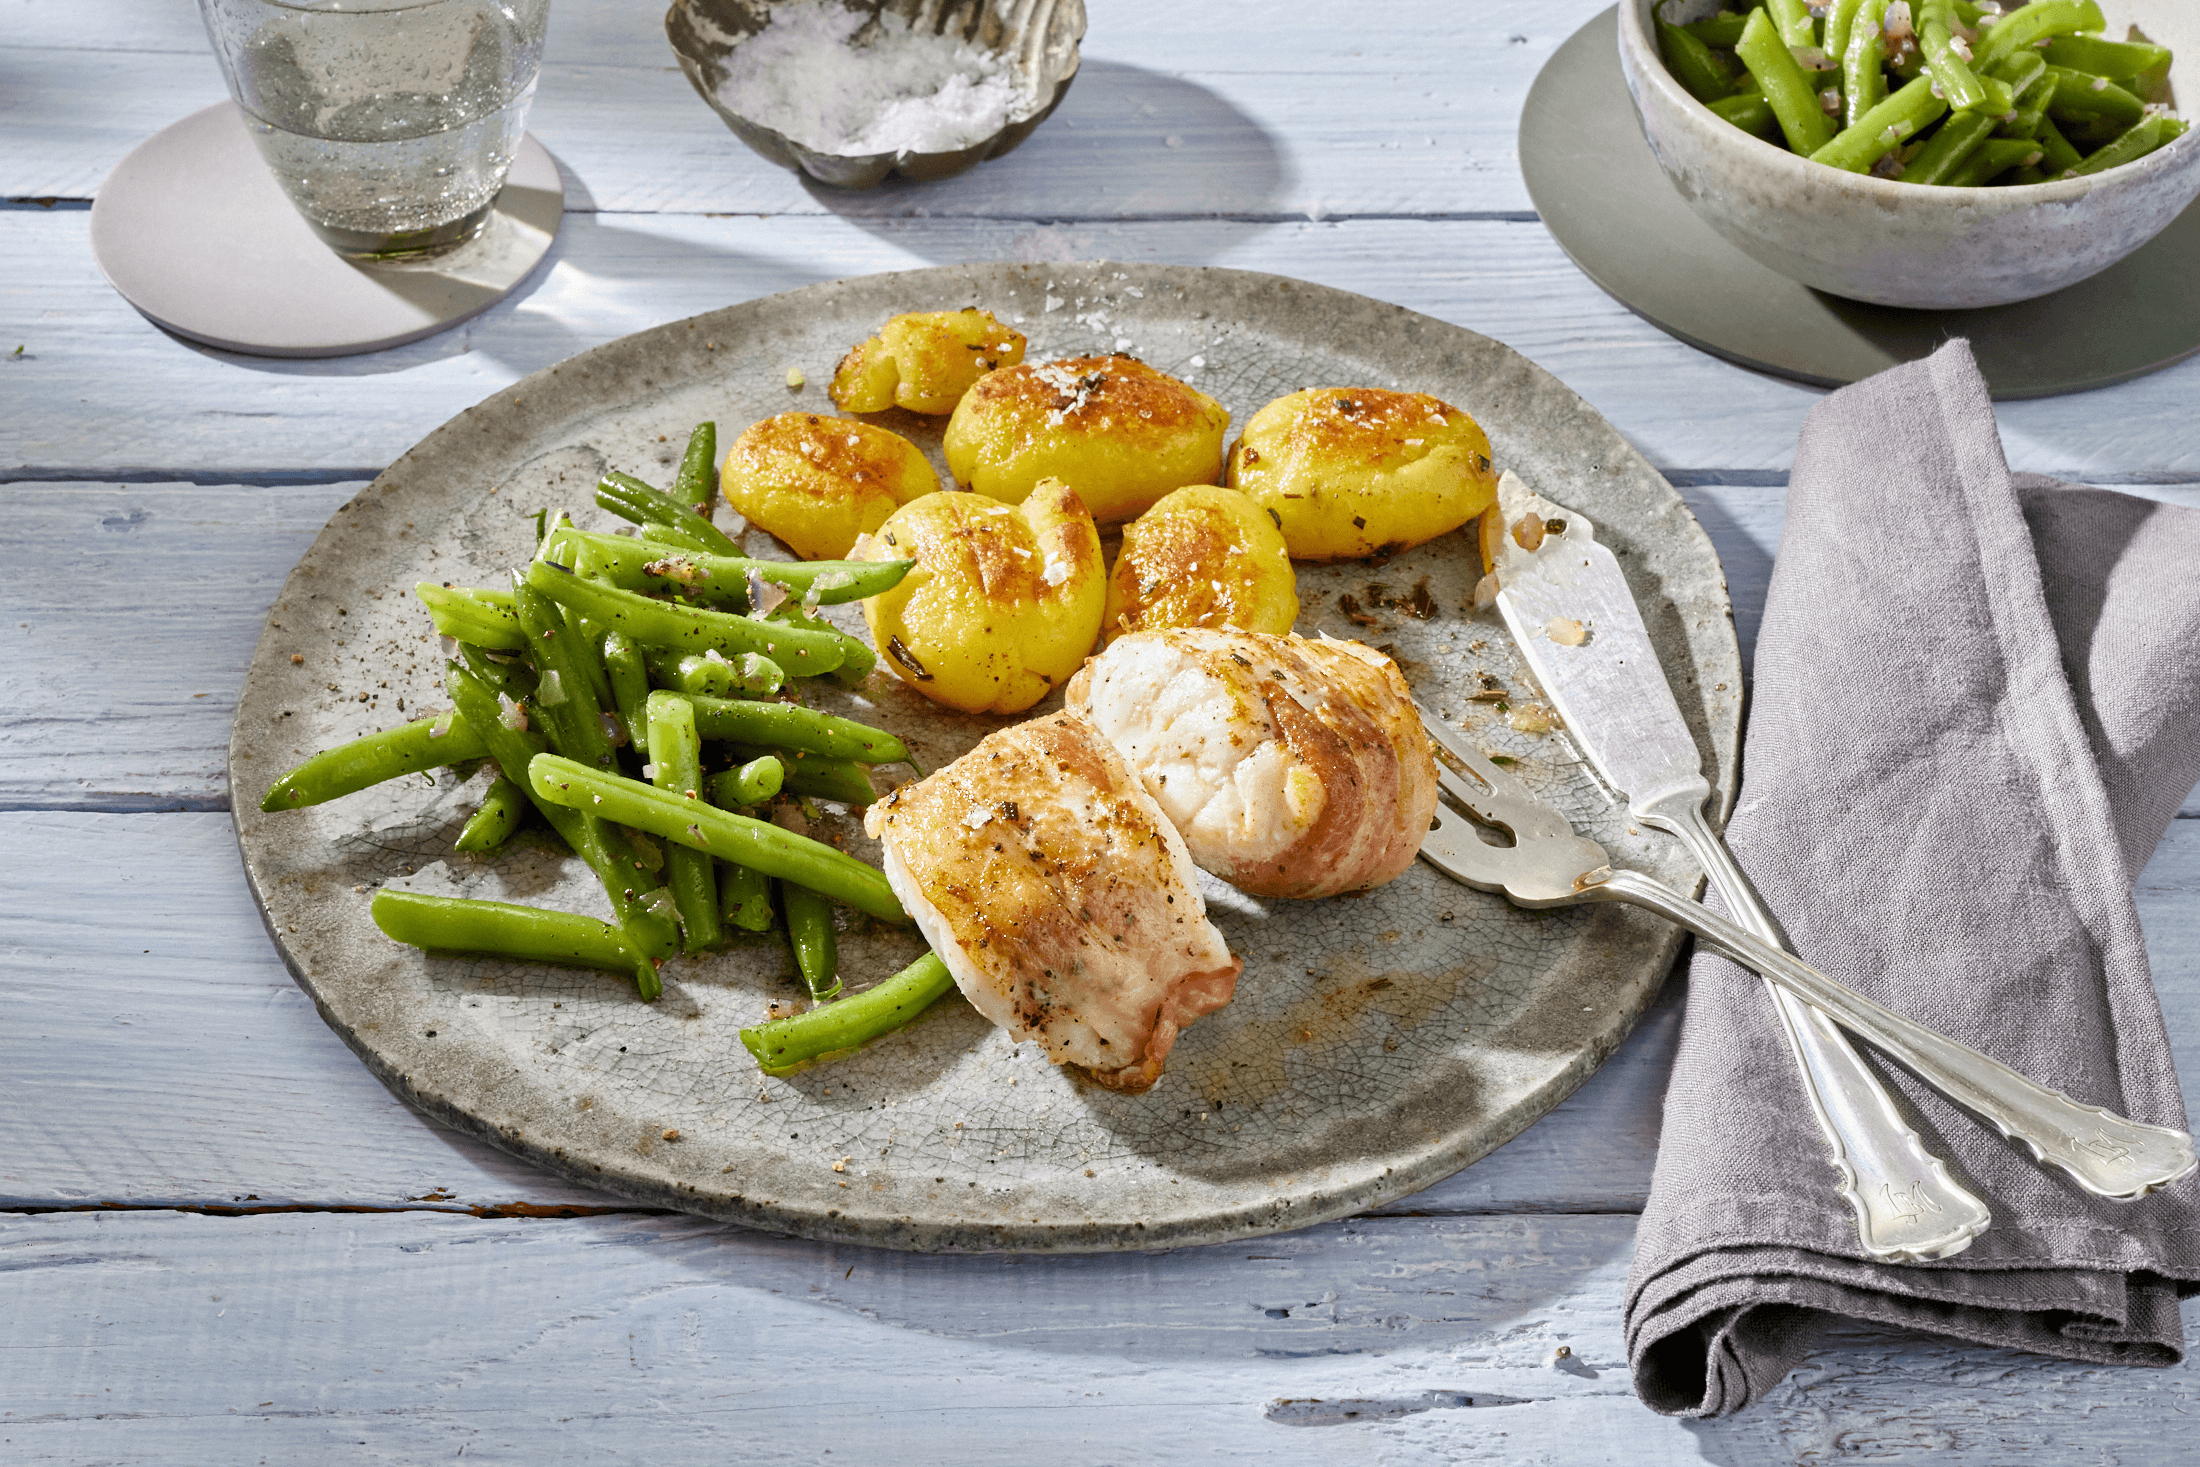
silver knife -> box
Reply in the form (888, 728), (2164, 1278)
(1485, 474), (1990, 1263)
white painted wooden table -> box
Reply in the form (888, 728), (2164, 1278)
(6, 2), (2198, 1458)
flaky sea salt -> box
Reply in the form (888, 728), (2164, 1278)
(716, 1), (1028, 157)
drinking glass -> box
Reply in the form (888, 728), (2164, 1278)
(197, 0), (551, 260)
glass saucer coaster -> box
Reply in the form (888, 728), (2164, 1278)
(1521, 7), (2200, 399)
(90, 101), (563, 360)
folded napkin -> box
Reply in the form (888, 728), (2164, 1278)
(1625, 339), (2200, 1417)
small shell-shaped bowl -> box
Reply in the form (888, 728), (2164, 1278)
(666, 0), (1086, 189)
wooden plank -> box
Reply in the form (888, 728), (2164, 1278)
(13, 209), (2200, 477)
(2, 810), (2193, 1213)
(7, 1206), (2199, 1461)
(4, 0), (1597, 217)
(0, 481), (362, 811)
(0, 809), (1674, 1214)
(10, 481), (2193, 812)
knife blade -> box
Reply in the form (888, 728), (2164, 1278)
(1477, 472), (1994, 1262)
(1485, 472), (1710, 820)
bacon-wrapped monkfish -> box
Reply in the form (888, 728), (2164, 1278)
(1066, 628), (1439, 900)
(863, 712), (1241, 1093)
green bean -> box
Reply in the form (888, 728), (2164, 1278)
(2044, 36), (2173, 84)
(1998, 66), (2056, 138)
(596, 471), (741, 557)
(1737, 8), (1837, 154)
(1684, 12), (1749, 49)
(371, 889), (654, 991)
(1656, 8), (1741, 103)
(823, 623), (878, 689)
(602, 630), (651, 756)
(527, 753), (906, 922)
(551, 584), (618, 726)
(261, 711), (488, 810)
(2035, 116), (2086, 174)
(1811, 74), (1947, 172)
(1765, 0), (1816, 50)
(1988, 48), (2048, 94)
(1709, 89), (1781, 139)
(2059, 114), (2132, 150)
(1942, 136), (2044, 186)
(510, 571), (618, 771)
(681, 693), (908, 764)
(1901, 109), (1995, 183)
(2044, 67), (2146, 129)
(781, 881), (841, 1000)
(445, 661), (679, 980)
(643, 692), (723, 953)
(524, 559), (856, 676)
(674, 421), (718, 514)
(592, 498), (714, 554)
(740, 952), (955, 1076)
(644, 647), (786, 699)
(1918, 4), (1987, 114)
(2066, 114), (2182, 176)
(1843, 0), (1890, 124)
(458, 642), (537, 702)
(720, 860), (776, 932)
(1822, 0), (1866, 81)
(1975, 0), (2106, 72)
(717, 746), (876, 807)
(414, 582), (525, 651)
(544, 525), (913, 606)
(718, 755), (785, 806)
(455, 773), (531, 852)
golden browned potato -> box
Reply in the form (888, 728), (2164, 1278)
(720, 412), (938, 561)
(852, 477), (1105, 715)
(829, 308), (1026, 415)
(1225, 388), (1498, 562)
(1102, 484), (1299, 643)
(942, 356), (1230, 525)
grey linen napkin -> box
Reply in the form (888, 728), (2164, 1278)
(1624, 339), (2200, 1417)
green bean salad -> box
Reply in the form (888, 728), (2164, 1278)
(260, 421), (955, 1077)
(1658, 0), (2185, 184)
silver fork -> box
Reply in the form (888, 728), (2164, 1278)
(1416, 716), (2198, 1204)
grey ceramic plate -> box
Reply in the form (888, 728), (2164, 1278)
(230, 262), (1740, 1253)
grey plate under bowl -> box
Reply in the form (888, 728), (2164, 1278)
(229, 261), (1740, 1253)
(1525, 8), (2200, 398)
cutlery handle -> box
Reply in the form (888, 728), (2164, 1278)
(1644, 798), (1989, 1262)
(1595, 865), (2199, 1201)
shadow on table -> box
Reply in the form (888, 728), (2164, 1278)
(796, 58), (1292, 263)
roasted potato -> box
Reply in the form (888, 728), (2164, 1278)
(1102, 484), (1299, 644)
(830, 308), (1026, 415)
(942, 356), (1230, 525)
(720, 412), (938, 561)
(853, 477), (1106, 715)
(1226, 388), (1498, 562)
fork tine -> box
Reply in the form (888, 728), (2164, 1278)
(1414, 699), (1574, 839)
(1431, 758), (1492, 811)
(1415, 699), (1535, 801)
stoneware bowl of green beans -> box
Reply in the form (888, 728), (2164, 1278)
(1619, 0), (2200, 308)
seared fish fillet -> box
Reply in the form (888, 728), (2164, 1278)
(1066, 629), (1439, 899)
(864, 712), (1241, 1093)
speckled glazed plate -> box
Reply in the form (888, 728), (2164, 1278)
(230, 262), (1740, 1253)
